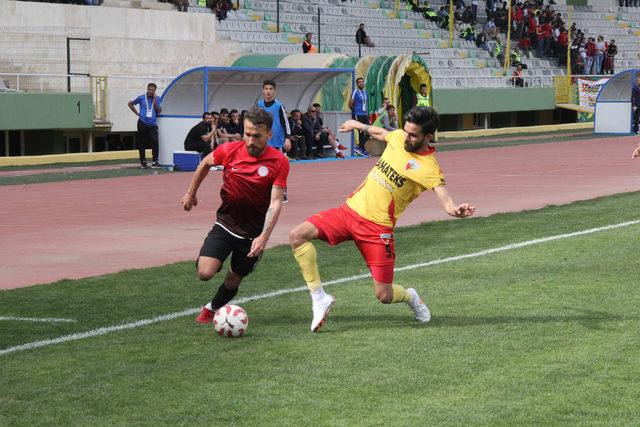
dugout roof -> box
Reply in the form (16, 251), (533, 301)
(159, 66), (354, 117)
(594, 69), (639, 134)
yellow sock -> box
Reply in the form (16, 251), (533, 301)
(293, 242), (322, 293)
(391, 284), (412, 304)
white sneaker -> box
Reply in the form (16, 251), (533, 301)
(406, 288), (431, 323)
(310, 293), (335, 332)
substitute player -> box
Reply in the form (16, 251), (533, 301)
(181, 108), (290, 323)
(289, 107), (475, 332)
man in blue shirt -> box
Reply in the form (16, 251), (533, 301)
(349, 77), (370, 156)
(257, 79), (291, 202)
(128, 83), (162, 168)
(256, 79), (291, 153)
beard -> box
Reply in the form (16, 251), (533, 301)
(404, 139), (427, 153)
(247, 143), (266, 157)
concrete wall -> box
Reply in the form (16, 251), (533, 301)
(432, 87), (556, 115)
(0, 0), (245, 132)
(0, 93), (93, 130)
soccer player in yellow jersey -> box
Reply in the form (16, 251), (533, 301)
(289, 107), (475, 332)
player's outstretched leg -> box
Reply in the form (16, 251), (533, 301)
(290, 222), (335, 332)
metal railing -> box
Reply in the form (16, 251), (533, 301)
(430, 75), (556, 89)
(0, 73), (90, 93)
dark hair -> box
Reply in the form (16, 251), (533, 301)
(356, 77), (364, 83)
(420, 83), (427, 89)
(404, 107), (440, 136)
(244, 107), (273, 130)
(202, 112), (211, 120)
(305, 32), (312, 38)
(263, 79), (276, 89)
(210, 111), (219, 116)
(290, 109), (300, 115)
(220, 108), (229, 115)
(147, 83), (157, 89)
(230, 109), (238, 114)
(312, 103), (321, 109)
(386, 104), (395, 111)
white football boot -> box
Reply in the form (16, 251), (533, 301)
(406, 288), (431, 323)
(310, 292), (335, 332)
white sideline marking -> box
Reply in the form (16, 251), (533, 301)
(0, 316), (77, 323)
(1, 219), (639, 357)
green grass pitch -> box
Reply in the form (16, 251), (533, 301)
(1, 192), (640, 424)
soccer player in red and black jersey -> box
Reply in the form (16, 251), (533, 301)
(180, 108), (290, 323)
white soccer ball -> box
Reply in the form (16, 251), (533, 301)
(213, 304), (249, 338)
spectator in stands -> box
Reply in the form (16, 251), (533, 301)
(184, 112), (216, 157)
(491, 36), (505, 65)
(170, 0), (189, 12)
(632, 74), (640, 133)
(437, 6), (449, 25)
(289, 109), (307, 160)
(585, 37), (596, 74)
(128, 82), (162, 169)
(594, 35), (606, 75)
(459, 24), (475, 42)
(462, 6), (474, 24)
(372, 104), (398, 131)
(542, 18), (553, 57)
(604, 39), (617, 75)
(535, 21), (544, 58)
(302, 33), (317, 53)
(412, 83), (431, 107)
(486, 0), (495, 19)
(510, 48), (528, 69)
(485, 18), (498, 38)
(557, 26), (568, 66)
(355, 23), (375, 48)
(476, 30), (488, 50)
(313, 103), (347, 158)
(471, 0), (479, 23)
(350, 77), (370, 156)
(215, 0), (229, 21)
(518, 35), (532, 58)
(512, 64), (526, 87)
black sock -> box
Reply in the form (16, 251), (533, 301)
(210, 282), (238, 310)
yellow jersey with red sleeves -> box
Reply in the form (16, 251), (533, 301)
(345, 129), (445, 227)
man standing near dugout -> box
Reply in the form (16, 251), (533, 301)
(180, 108), (290, 324)
(289, 107), (475, 332)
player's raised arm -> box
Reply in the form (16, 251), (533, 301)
(433, 185), (475, 218)
(339, 119), (389, 142)
(248, 184), (285, 257)
(181, 154), (215, 211)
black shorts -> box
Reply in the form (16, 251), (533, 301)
(198, 223), (261, 277)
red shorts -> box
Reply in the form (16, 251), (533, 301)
(307, 204), (395, 283)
